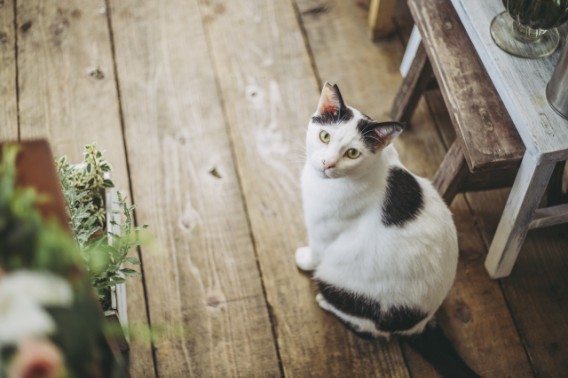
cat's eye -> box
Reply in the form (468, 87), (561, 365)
(319, 130), (331, 144)
(345, 148), (361, 159)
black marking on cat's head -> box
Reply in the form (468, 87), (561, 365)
(312, 82), (353, 125)
(382, 167), (424, 227)
(357, 120), (405, 152)
(316, 279), (428, 334)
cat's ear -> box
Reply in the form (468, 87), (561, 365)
(316, 82), (346, 117)
(368, 122), (405, 148)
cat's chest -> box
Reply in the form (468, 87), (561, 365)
(301, 170), (385, 245)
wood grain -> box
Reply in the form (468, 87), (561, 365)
(431, 139), (468, 205)
(501, 225), (568, 376)
(17, 0), (125, 179)
(452, 0), (568, 160)
(410, 0), (524, 173)
(0, 0), (17, 141)
(466, 185), (568, 376)
(298, 0), (406, 122)
(14, 1), (154, 376)
(108, 0), (280, 376)
(485, 153), (555, 278)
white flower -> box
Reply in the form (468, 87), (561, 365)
(0, 295), (55, 345)
(0, 271), (73, 307)
(0, 271), (73, 345)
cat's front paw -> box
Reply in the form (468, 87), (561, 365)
(295, 247), (318, 271)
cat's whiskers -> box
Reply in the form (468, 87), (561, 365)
(287, 144), (309, 165)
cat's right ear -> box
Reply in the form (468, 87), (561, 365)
(315, 82), (345, 118)
(367, 122), (405, 149)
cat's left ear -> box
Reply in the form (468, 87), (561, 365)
(368, 122), (405, 148)
(316, 82), (346, 117)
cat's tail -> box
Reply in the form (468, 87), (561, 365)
(405, 324), (480, 378)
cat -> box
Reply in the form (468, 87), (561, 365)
(296, 82), (479, 378)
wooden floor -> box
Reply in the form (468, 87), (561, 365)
(2, 0), (568, 377)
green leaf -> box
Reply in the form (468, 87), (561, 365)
(120, 268), (140, 276)
(125, 257), (141, 265)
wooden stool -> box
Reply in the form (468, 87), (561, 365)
(391, 0), (525, 205)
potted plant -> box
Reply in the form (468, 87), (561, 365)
(0, 143), (122, 377)
(56, 144), (145, 353)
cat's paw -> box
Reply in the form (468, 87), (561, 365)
(295, 247), (318, 271)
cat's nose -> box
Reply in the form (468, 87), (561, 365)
(323, 160), (336, 170)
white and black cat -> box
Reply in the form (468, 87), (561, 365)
(296, 82), (479, 377)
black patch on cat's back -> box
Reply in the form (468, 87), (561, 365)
(312, 106), (353, 125)
(382, 167), (424, 227)
(316, 280), (428, 333)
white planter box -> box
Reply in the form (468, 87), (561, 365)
(104, 185), (130, 353)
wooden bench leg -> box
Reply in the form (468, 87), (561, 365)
(391, 43), (432, 124)
(432, 140), (469, 206)
(368, 0), (396, 39)
(485, 152), (556, 278)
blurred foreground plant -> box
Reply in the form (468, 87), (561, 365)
(0, 144), (120, 377)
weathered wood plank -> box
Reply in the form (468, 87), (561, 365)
(439, 197), (534, 377)
(452, 0), (568, 160)
(501, 225), (568, 376)
(17, 1), (124, 177)
(200, 0), (410, 376)
(485, 153), (555, 278)
(0, 0), (17, 141)
(108, 1), (280, 376)
(298, 0), (407, 122)
(410, 0), (524, 173)
(431, 139), (468, 205)
(465, 186), (568, 376)
(14, 1), (154, 376)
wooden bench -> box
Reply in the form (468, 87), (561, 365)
(392, 0), (568, 278)
(391, 0), (526, 205)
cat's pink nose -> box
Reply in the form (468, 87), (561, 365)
(323, 160), (336, 170)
